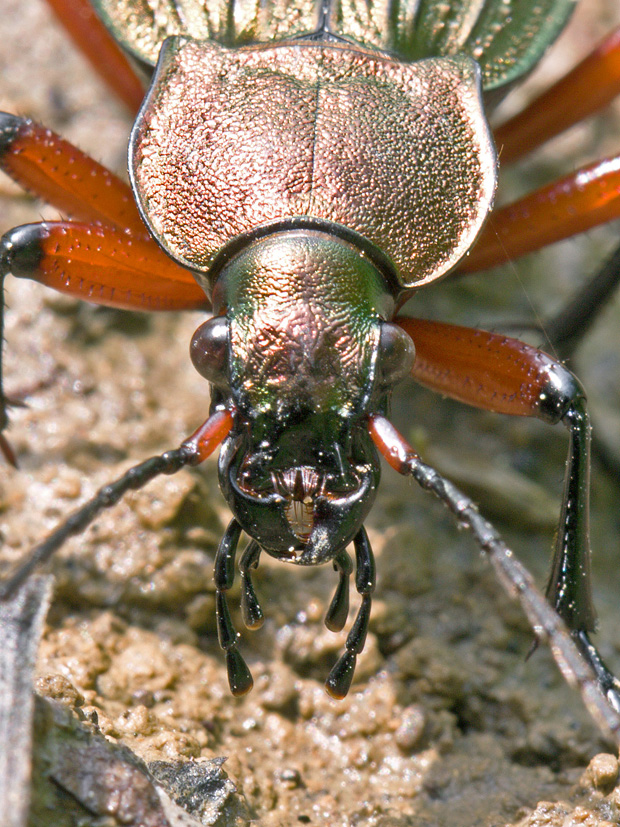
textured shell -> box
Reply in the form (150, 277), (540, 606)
(93, 0), (576, 91)
(130, 37), (496, 291)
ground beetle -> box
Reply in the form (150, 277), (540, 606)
(1, 0), (620, 736)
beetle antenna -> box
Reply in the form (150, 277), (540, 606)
(0, 408), (234, 601)
(368, 414), (620, 743)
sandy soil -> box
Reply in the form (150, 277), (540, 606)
(2, 1), (620, 825)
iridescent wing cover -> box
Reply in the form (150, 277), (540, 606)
(93, 0), (576, 90)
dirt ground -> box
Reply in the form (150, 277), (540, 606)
(2, 1), (620, 825)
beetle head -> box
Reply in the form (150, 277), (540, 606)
(218, 413), (380, 564)
(190, 233), (414, 564)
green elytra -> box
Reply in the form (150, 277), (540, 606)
(94, 0), (576, 90)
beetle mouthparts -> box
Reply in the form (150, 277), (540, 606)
(271, 467), (325, 540)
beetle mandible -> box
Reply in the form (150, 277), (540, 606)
(1, 0), (620, 733)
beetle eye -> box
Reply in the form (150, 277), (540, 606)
(377, 322), (415, 387)
(190, 316), (230, 386)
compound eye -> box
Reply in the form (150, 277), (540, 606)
(377, 322), (415, 387)
(190, 316), (230, 386)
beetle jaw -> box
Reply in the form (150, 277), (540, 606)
(218, 427), (380, 565)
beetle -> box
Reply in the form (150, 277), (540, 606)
(1, 0), (620, 735)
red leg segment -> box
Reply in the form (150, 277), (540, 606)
(0, 114), (146, 234)
(460, 154), (620, 273)
(3, 222), (208, 312)
(495, 26), (620, 164)
(44, 0), (145, 114)
(395, 316), (561, 418)
(0, 113), (208, 311)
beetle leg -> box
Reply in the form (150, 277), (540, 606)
(239, 540), (264, 631)
(387, 315), (620, 721)
(325, 528), (375, 700)
(43, 0), (145, 114)
(368, 414), (620, 741)
(0, 114), (145, 232)
(324, 550), (352, 633)
(1, 221), (208, 312)
(0, 115), (207, 310)
(0, 113), (209, 459)
(0, 409), (233, 601)
(494, 26), (620, 163)
(399, 318), (601, 627)
(214, 520), (254, 696)
(461, 152), (620, 273)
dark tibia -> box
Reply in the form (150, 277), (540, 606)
(324, 550), (352, 633)
(325, 528), (376, 700)
(0, 446), (197, 601)
(545, 395), (596, 633)
(536, 370), (620, 716)
(239, 540), (264, 630)
(214, 520), (253, 696)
